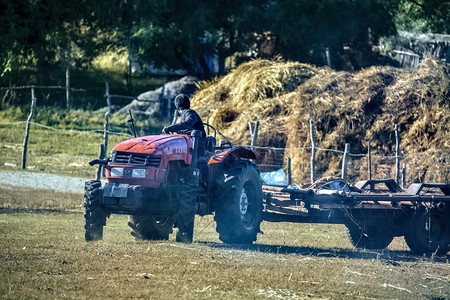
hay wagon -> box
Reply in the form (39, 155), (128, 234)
(261, 179), (450, 255)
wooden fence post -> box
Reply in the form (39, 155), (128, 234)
(104, 82), (112, 156)
(160, 77), (166, 115)
(342, 143), (350, 181)
(402, 163), (406, 189)
(96, 143), (105, 181)
(395, 124), (400, 183)
(66, 63), (71, 110)
(22, 87), (37, 169)
(167, 90), (171, 119)
(310, 120), (316, 183)
(287, 157), (292, 185)
(249, 121), (259, 148)
(368, 141), (372, 180)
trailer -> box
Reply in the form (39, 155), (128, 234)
(262, 179), (450, 255)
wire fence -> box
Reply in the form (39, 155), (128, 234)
(1, 85), (448, 185)
(1, 119), (448, 185)
(250, 146), (449, 186)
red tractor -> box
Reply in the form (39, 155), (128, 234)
(84, 122), (263, 244)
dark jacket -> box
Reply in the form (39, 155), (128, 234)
(165, 109), (206, 138)
(164, 109), (207, 155)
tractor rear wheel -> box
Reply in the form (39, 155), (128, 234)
(404, 207), (450, 255)
(214, 161), (263, 244)
(128, 215), (173, 240)
(345, 222), (393, 250)
(84, 180), (107, 241)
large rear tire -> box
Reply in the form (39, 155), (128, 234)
(84, 180), (107, 242)
(128, 215), (173, 241)
(345, 222), (393, 250)
(404, 207), (450, 255)
(214, 161), (263, 244)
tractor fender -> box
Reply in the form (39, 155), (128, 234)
(208, 146), (258, 165)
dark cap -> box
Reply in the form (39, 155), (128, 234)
(174, 94), (190, 110)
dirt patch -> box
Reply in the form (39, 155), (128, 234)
(0, 170), (90, 194)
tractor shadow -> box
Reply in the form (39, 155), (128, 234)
(197, 241), (450, 264)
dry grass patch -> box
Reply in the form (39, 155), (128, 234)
(0, 188), (449, 299)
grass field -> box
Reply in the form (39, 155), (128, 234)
(0, 107), (449, 299)
(0, 187), (449, 299)
(0, 106), (167, 177)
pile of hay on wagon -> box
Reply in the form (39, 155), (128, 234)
(191, 58), (449, 184)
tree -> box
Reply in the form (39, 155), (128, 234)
(130, 0), (267, 77)
(0, 0), (106, 86)
(395, 0), (450, 33)
(2, 0), (447, 88)
(267, 0), (398, 69)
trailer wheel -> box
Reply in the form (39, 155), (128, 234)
(345, 222), (393, 250)
(214, 161), (263, 244)
(128, 215), (173, 240)
(404, 208), (450, 255)
(84, 180), (107, 242)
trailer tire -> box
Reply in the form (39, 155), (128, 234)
(128, 215), (173, 240)
(84, 180), (107, 242)
(345, 222), (393, 250)
(404, 207), (450, 255)
(214, 161), (263, 244)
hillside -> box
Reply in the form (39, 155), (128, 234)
(192, 58), (450, 184)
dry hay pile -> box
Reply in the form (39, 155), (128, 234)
(192, 58), (318, 146)
(192, 58), (449, 184)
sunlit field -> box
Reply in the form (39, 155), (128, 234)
(0, 187), (448, 299)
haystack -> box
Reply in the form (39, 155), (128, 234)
(192, 58), (318, 146)
(192, 58), (449, 184)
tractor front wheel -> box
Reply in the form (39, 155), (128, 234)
(84, 180), (107, 242)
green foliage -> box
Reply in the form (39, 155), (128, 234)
(131, 0), (267, 77)
(268, 0), (398, 68)
(1, 0), (449, 89)
(0, 0), (107, 85)
(395, 0), (450, 33)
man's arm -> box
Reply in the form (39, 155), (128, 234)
(163, 110), (199, 134)
(163, 123), (193, 134)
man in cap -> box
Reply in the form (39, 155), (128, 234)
(162, 94), (206, 154)
(162, 94), (206, 243)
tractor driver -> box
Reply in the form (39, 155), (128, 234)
(162, 94), (206, 155)
(162, 94), (207, 243)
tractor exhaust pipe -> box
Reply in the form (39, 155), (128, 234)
(190, 130), (202, 168)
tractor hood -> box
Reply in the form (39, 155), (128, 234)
(112, 134), (192, 161)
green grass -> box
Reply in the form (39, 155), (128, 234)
(0, 187), (449, 299)
(0, 106), (167, 177)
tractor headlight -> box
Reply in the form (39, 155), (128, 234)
(132, 169), (146, 178)
(110, 167), (124, 177)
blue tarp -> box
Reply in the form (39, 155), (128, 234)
(260, 168), (288, 186)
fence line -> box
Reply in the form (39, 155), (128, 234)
(1, 119), (448, 184)
(0, 85), (85, 92)
(0, 121), (132, 136)
(2, 119), (446, 160)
